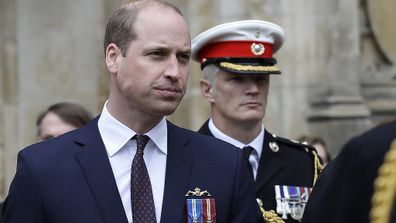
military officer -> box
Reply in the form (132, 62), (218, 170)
(191, 20), (322, 223)
(303, 119), (396, 223)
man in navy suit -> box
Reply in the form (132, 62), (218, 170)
(2, 1), (262, 223)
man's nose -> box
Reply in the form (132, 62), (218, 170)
(163, 55), (180, 79)
(246, 79), (260, 93)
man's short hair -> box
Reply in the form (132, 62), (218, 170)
(103, 0), (183, 56)
(202, 64), (220, 85)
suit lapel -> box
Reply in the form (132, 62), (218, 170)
(160, 122), (192, 223)
(75, 117), (128, 223)
(254, 130), (284, 193)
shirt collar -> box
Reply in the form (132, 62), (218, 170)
(98, 101), (168, 157)
(208, 118), (264, 157)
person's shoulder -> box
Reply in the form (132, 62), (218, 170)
(372, 119), (396, 131)
(168, 122), (240, 151)
(267, 131), (321, 172)
(370, 135), (396, 223)
(359, 120), (396, 140)
(20, 126), (84, 159)
(268, 132), (316, 155)
(180, 125), (237, 146)
(343, 120), (396, 155)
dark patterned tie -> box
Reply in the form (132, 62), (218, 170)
(131, 135), (157, 223)
(242, 146), (254, 178)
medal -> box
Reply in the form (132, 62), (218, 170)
(274, 185), (312, 221)
(186, 187), (216, 223)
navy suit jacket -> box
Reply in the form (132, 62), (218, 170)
(3, 117), (262, 223)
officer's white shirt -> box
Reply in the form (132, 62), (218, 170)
(208, 118), (264, 180)
(98, 101), (167, 223)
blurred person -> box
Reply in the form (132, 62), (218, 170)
(299, 135), (332, 166)
(302, 120), (396, 223)
(36, 102), (93, 141)
(2, 1), (262, 223)
(192, 20), (322, 223)
(311, 137), (331, 166)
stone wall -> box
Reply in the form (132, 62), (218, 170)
(0, 0), (106, 198)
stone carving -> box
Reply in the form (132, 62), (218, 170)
(367, 0), (396, 64)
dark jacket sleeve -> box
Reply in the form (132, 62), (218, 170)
(3, 150), (46, 223)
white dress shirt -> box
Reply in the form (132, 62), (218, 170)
(208, 118), (264, 180)
(98, 101), (167, 223)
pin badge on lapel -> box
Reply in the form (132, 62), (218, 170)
(269, 142), (279, 152)
(185, 187), (216, 223)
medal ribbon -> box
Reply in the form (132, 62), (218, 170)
(187, 199), (203, 223)
(202, 198), (216, 223)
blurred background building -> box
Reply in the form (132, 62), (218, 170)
(1, 0), (395, 199)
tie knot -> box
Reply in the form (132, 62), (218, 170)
(242, 146), (254, 160)
(134, 134), (150, 153)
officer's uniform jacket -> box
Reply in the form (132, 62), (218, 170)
(302, 120), (396, 223)
(198, 120), (318, 223)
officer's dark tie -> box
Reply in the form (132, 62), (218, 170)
(242, 146), (254, 178)
(131, 135), (156, 223)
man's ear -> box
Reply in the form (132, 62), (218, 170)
(105, 43), (121, 74)
(200, 79), (215, 103)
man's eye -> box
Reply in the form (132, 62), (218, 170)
(255, 76), (269, 82)
(146, 51), (166, 60)
(230, 77), (242, 81)
(177, 53), (190, 64)
(148, 51), (165, 58)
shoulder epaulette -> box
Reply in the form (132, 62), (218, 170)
(272, 134), (315, 153)
(271, 134), (324, 184)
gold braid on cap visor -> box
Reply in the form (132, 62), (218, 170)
(219, 62), (281, 73)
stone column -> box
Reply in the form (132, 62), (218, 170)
(361, 0), (396, 124)
(0, 0), (18, 198)
(0, 0), (106, 196)
(306, 0), (371, 155)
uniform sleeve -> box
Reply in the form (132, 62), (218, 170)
(229, 150), (264, 223)
(302, 137), (374, 223)
(3, 151), (46, 223)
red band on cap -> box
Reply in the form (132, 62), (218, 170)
(198, 41), (273, 62)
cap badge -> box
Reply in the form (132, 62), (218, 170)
(251, 43), (265, 56)
(269, 141), (279, 152)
